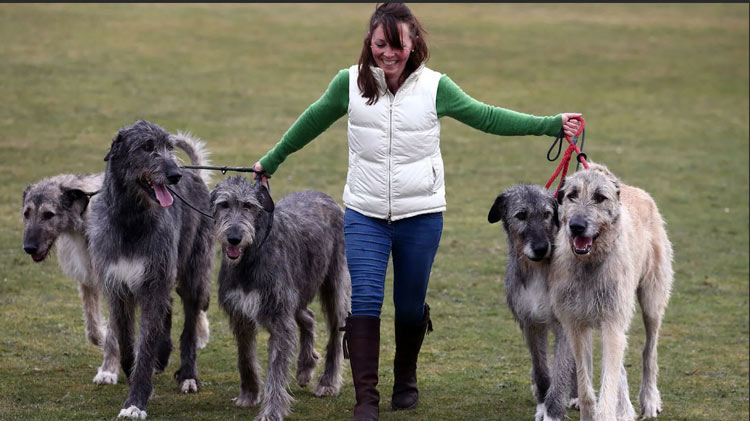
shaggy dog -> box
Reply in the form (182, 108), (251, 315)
(88, 120), (213, 419)
(211, 176), (350, 421)
(488, 184), (576, 421)
(550, 163), (673, 421)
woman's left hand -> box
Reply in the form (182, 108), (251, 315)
(561, 113), (583, 138)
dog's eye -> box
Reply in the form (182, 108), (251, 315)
(142, 140), (154, 152)
(217, 202), (229, 210)
(592, 193), (607, 203)
(42, 211), (55, 220)
(23, 209), (31, 219)
(567, 191), (578, 201)
(242, 203), (254, 212)
(543, 211), (552, 219)
(514, 211), (527, 221)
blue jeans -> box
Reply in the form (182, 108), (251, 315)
(344, 208), (443, 324)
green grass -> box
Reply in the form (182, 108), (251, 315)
(1, 4), (747, 420)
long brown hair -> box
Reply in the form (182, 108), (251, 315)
(357, 3), (429, 105)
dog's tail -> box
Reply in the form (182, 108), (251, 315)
(172, 131), (213, 185)
(196, 310), (210, 350)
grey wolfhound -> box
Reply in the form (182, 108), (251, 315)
(550, 163), (673, 421)
(20, 132), (211, 387)
(488, 184), (577, 421)
(88, 120), (214, 419)
(210, 176), (350, 421)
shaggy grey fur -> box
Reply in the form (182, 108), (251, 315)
(20, 132), (211, 388)
(88, 120), (213, 419)
(488, 184), (577, 421)
(210, 176), (350, 421)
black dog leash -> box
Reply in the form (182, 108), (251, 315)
(180, 164), (272, 178)
(165, 185), (214, 219)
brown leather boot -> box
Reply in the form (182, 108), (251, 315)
(391, 303), (433, 410)
(342, 316), (380, 421)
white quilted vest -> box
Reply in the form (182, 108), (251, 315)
(343, 64), (445, 221)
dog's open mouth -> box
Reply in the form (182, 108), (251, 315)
(572, 236), (594, 255)
(30, 248), (49, 262)
(146, 179), (174, 207)
(224, 245), (243, 260)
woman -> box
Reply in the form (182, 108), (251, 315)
(253, 4), (581, 420)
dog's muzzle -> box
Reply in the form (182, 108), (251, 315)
(569, 217), (594, 255)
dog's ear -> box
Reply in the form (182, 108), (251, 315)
(104, 132), (123, 162)
(550, 194), (560, 228)
(61, 189), (90, 216)
(556, 178), (566, 205)
(255, 183), (275, 213)
(22, 184), (31, 204)
(488, 192), (506, 224)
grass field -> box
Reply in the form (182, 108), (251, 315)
(0, 4), (747, 421)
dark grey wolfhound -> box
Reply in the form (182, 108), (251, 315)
(88, 120), (213, 419)
(20, 133), (211, 387)
(210, 176), (350, 421)
(488, 184), (577, 421)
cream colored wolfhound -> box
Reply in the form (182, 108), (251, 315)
(550, 163), (673, 421)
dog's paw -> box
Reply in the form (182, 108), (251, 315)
(296, 368), (314, 388)
(93, 368), (118, 385)
(179, 379), (199, 394)
(568, 398), (580, 410)
(639, 389), (662, 419)
(254, 413), (284, 421)
(314, 383), (340, 398)
(639, 401), (662, 419)
(118, 406), (147, 419)
(534, 403), (546, 421)
(233, 393), (261, 408)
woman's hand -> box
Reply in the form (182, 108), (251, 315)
(252, 161), (270, 185)
(561, 113), (583, 138)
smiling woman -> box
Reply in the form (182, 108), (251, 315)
(247, 3), (582, 420)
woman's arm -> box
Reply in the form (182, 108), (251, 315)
(436, 75), (564, 137)
(258, 69), (350, 174)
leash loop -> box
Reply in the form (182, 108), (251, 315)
(544, 117), (589, 198)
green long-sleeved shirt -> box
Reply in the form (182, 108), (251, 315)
(259, 69), (563, 174)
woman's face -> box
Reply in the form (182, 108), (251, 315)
(370, 22), (413, 81)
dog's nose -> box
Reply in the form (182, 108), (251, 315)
(166, 170), (182, 185)
(23, 245), (38, 255)
(227, 236), (242, 246)
(569, 218), (587, 236)
(532, 242), (549, 258)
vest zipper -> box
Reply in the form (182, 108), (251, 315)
(387, 96), (393, 224)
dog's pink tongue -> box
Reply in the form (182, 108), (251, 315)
(574, 236), (592, 250)
(226, 246), (242, 259)
(152, 183), (174, 207)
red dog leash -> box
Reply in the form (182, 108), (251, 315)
(545, 117), (589, 198)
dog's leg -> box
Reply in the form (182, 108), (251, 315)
(93, 310), (121, 385)
(108, 292), (136, 380)
(79, 283), (105, 347)
(256, 318), (296, 421)
(637, 284), (667, 418)
(616, 364), (636, 421)
(597, 322), (629, 421)
(568, 325), (595, 421)
(314, 263), (348, 397)
(543, 322), (574, 421)
(294, 308), (320, 388)
(154, 297), (173, 375)
(232, 317), (262, 408)
(522, 322), (550, 421)
(119, 294), (169, 418)
(174, 288), (205, 393)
